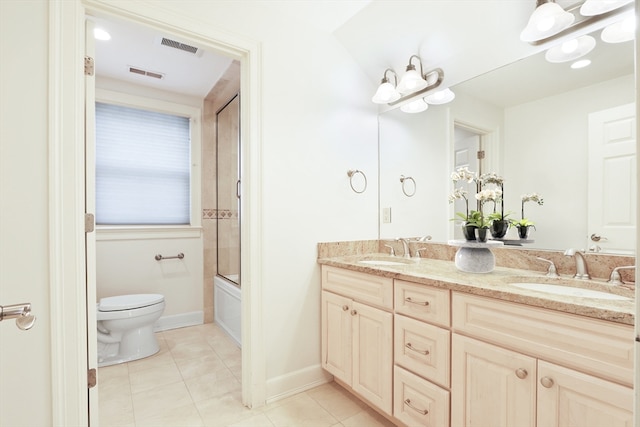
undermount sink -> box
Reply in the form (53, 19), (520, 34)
(358, 258), (412, 266)
(510, 282), (630, 301)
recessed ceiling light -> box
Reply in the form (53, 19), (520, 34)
(571, 59), (591, 69)
(94, 28), (111, 41)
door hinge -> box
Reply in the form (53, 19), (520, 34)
(477, 150), (485, 160)
(84, 56), (94, 76)
(88, 368), (97, 388)
(85, 213), (95, 233)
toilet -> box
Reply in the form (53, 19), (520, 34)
(97, 294), (165, 367)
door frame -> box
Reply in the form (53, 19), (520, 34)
(50, 1), (265, 423)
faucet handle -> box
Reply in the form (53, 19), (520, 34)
(608, 265), (635, 285)
(384, 244), (395, 256)
(536, 257), (559, 278)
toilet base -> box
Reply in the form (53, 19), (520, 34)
(97, 325), (160, 367)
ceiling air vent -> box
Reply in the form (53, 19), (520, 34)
(128, 66), (164, 80)
(159, 37), (202, 56)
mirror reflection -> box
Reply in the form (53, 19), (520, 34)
(378, 31), (635, 254)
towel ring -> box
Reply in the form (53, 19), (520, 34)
(400, 175), (416, 197)
(347, 169), (367, 194)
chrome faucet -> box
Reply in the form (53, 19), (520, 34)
(398, 238), (411, 258)
(536, 257), (559, 278)
(607, 266), (635, 285)
(564, 249), (591, 280)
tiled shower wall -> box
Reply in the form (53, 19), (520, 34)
(202, 60), (240, 323)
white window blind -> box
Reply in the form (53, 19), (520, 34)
(95, 102), (191, 225)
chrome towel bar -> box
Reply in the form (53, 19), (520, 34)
(155, 253), (185, 261)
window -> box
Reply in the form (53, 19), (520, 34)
(95, 101), (191, 225)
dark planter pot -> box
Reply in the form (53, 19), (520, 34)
(516, 225), (534, 239)
(490, 220), (510, 239)
(462, 224), (477, 241)
(475, 227), (489, 243)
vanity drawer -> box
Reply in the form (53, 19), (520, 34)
(394, 365), (450, 427)
(452, 292), (634, 386)
(321, 265), (393, 310)
(395, 314), (450, 388)
(394, 280), (450, 327)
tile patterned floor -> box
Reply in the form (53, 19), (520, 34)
(98, 323), (395, 427)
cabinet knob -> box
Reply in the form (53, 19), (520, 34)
(350, 309), (357, 316)
(540, 377), (554, 388)
(515, 368), (528, 379)
(342, 305), (349, 311)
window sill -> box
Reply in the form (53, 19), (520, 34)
(96, 225), (202, 241)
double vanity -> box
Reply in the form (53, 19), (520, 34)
(318, 242), (634, 427)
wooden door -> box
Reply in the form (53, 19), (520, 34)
(537, 360), (633, 427)
(452, 334), (536, 427)
(352, 301), (393, 415)
(321, 291), (352, 384)
(587, 103), (636, 254)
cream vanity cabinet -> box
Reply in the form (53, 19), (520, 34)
(393, 280), (451, 427)
(321, 266), (393, 415)
(452, 293), (634, 427)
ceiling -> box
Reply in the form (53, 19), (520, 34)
(91, 1), (634, 106)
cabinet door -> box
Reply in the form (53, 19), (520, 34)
(537, 360), (633, 427)
(352, 301), (393, 415)
(321, 291), (352, 385)
(452, 334), (536, 427)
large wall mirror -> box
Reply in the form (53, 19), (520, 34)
(378, 28), (635, 254)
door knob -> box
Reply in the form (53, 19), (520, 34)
(0, 303), (36, 331)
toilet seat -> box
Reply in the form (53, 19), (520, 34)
(99, 294), (164, 312)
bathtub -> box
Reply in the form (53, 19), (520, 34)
(214, 274), (241, 347)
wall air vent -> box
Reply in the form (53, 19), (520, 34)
(159, 37), (202, 56)
(128, 66), (164, 80)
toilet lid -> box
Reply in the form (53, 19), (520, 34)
(98, 294), (164, 312)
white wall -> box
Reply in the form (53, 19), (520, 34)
(503, 74), (634, 250)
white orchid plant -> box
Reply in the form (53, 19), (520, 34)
(448, 166), (477, 224)
(511, 192), (544, 228)
(474, 188), (503, 228)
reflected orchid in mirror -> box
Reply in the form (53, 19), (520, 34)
(512, 192), (544, 228)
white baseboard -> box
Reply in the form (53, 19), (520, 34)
(265, 364), (333, 404)
(154, 311), (204, 332)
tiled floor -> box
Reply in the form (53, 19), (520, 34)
(98, 323), (395, 427)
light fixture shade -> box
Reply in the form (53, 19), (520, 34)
(400, 98), (429, 113)
(571, 59), (592, 69)
(520, 1), (575, 42)
(545, 35), (596, 62)
(580, 0), (633, 16)
(397, 67), (428, 95)
(424, 88), (456, 105)
(372, 81), (401, 104)
(601, 16), (635, 43)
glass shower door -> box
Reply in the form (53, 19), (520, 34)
(216, 94), (240, 285)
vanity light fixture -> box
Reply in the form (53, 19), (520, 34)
(580, 0), (633, 16)
(371, 69), (401, 104)
(520, 0), (575, 42)
(400, 98), (429, 114)
(544, 35), (596, 62)
(94, 27), (111, 41)
(424, 88), (456, 105)
(371, 54), (445, 112)
(601, 15), (635, 43)
(396, 55), (429, 94)
(571, 59), (592, 68)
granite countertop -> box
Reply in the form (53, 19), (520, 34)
(318, 254), (635, 326)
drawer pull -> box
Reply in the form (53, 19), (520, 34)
(540, 377), (554, 388)
(515, 368), (528, 379)
(405, 297), (430, 306)
(405, 342), (430, 355)
(404, 398), (428, 415)
(350, 309), (357, 316)
(342, 305), (349, 311)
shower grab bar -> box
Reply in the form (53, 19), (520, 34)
(155, 253), (185, 261)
